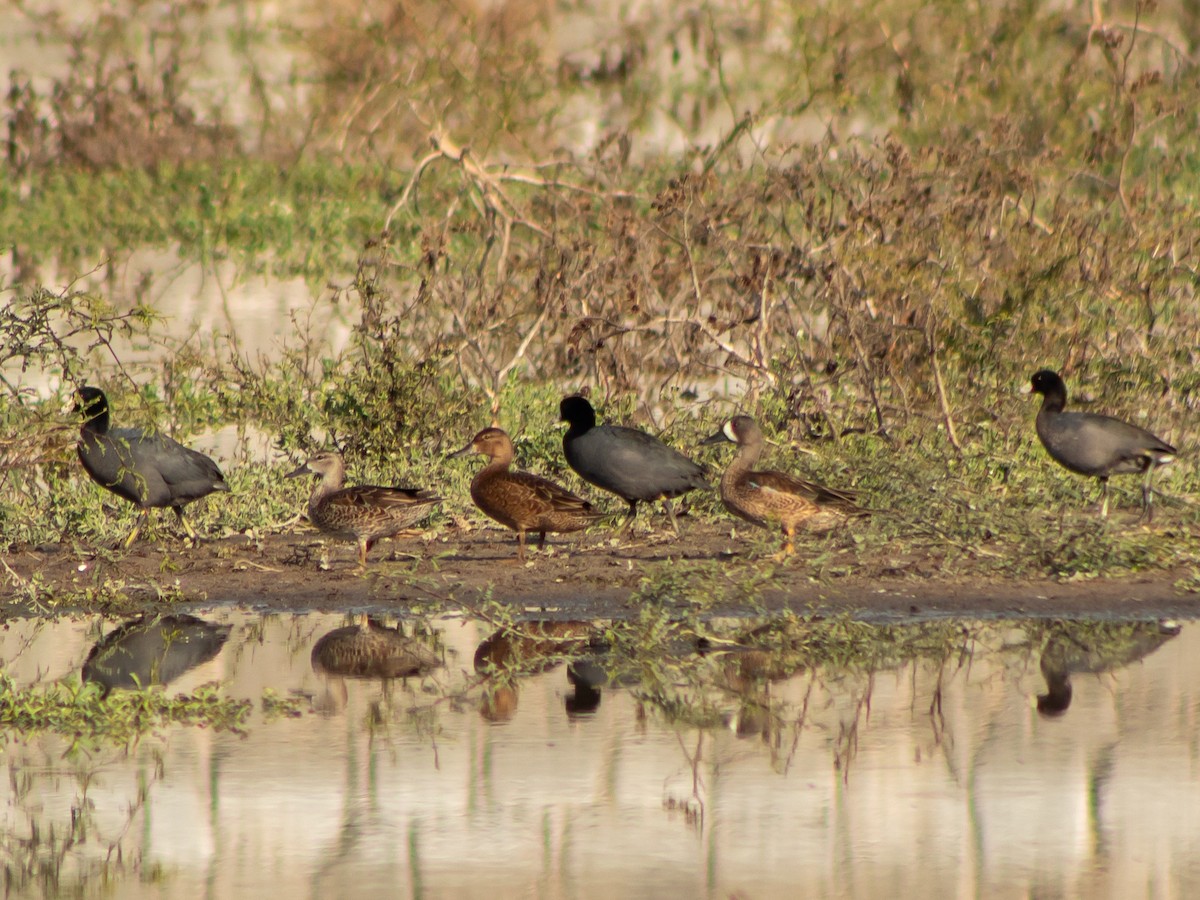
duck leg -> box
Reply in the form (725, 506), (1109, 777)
(515, 530), (527, 563)
(1140, 468), (1155, 523)
(357, 537), (370, 567)
(1098, 478), (1110, 518)
(773, 524), (796, 561)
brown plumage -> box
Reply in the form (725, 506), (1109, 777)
(311, 615), (441, 679)
(701, 415), (863, 556)
(285, 451), (440, 566)
(448, 427), (605, 562)
(473, 621), (595, 672)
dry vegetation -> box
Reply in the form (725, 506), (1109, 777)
(3, 0), (1200, 583)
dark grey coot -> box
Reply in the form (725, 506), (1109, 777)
(1025, 370), (1176, 519)
(1037, 619), (1179, 716)
(76, 386), (231, 545)
(560, 395), (710, 534)
(82, 614), (232, 694)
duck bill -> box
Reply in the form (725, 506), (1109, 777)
(700, 430), (733, 446)
(284, 462), (311, 479)
(446, 442), (476, 459)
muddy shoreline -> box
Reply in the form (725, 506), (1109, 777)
(4, 521), (1198, 621)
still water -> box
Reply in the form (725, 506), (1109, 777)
(2, 610), (1199, 899)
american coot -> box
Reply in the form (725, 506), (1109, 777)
(82, 614), (231, 694)
(560, 395), (709, 534)
(75, 386), (230, 545)
(701, 415), (863, 556)
(448, 427), (605, 562)
(1036, 619), (1180, 716)
(285, 450), (440, 566)
(1025, 370), (1176, 519)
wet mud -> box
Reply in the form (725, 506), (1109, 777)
(4, 521), (1197, 620)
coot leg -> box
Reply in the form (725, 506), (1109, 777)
(173, 506), (199, 541)
(124, 509), (150, 547)
(662, 498), (681, 536)
(619, 500), (638, 535)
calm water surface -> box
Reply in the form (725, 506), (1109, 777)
(2, 610), (1199, 899)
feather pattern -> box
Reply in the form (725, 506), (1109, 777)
(702, 415), (864, 554)
(450, 427), (604, 561)
(287, 451), (440, 566)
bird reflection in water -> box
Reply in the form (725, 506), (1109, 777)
(565, 660), (606, 716)
(1037, 619), (1181, 717)
(704, 643), (805, 745)
(473, 621), (600, 722)
(82, 614), (231, 694)
(310, 615), (441, 715)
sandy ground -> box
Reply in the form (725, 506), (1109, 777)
(3, 519), (1198, 621)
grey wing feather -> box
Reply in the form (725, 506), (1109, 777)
(569, 425), (709, 501)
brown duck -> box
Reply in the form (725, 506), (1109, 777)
(286, 451), (441, 566)
(701, 415), (863, 556)
(311, 615), (441, 679)
(449, 427), (605, 562)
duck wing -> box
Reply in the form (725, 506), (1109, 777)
(520, 472), (604, 513)
(329, 485), (442, 511)
(749, 469), (860, 509)
(508, 472), (603, 517)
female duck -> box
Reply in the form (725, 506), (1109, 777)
(701, 415), (862, 556)
(286, 450), (440, 566)
(449, 427), (604, 562)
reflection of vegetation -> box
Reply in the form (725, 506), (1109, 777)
(455, 606), (1188, 759)
(604, 611), (975, 742)
(2, 749), (167, 896)
(261, 687), (307, 721)
(586, 614), (1185, 774)
(0, 674), (250, 748)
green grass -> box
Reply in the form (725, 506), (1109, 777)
(4, 0), (1200, 597)
(0, 162), (396, 282)
(0, 674), (251, 748)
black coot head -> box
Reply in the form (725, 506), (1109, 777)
(1028, 370), (1066, 397)
(559, 395), (596, 429)
(75, 386), (111, 430)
